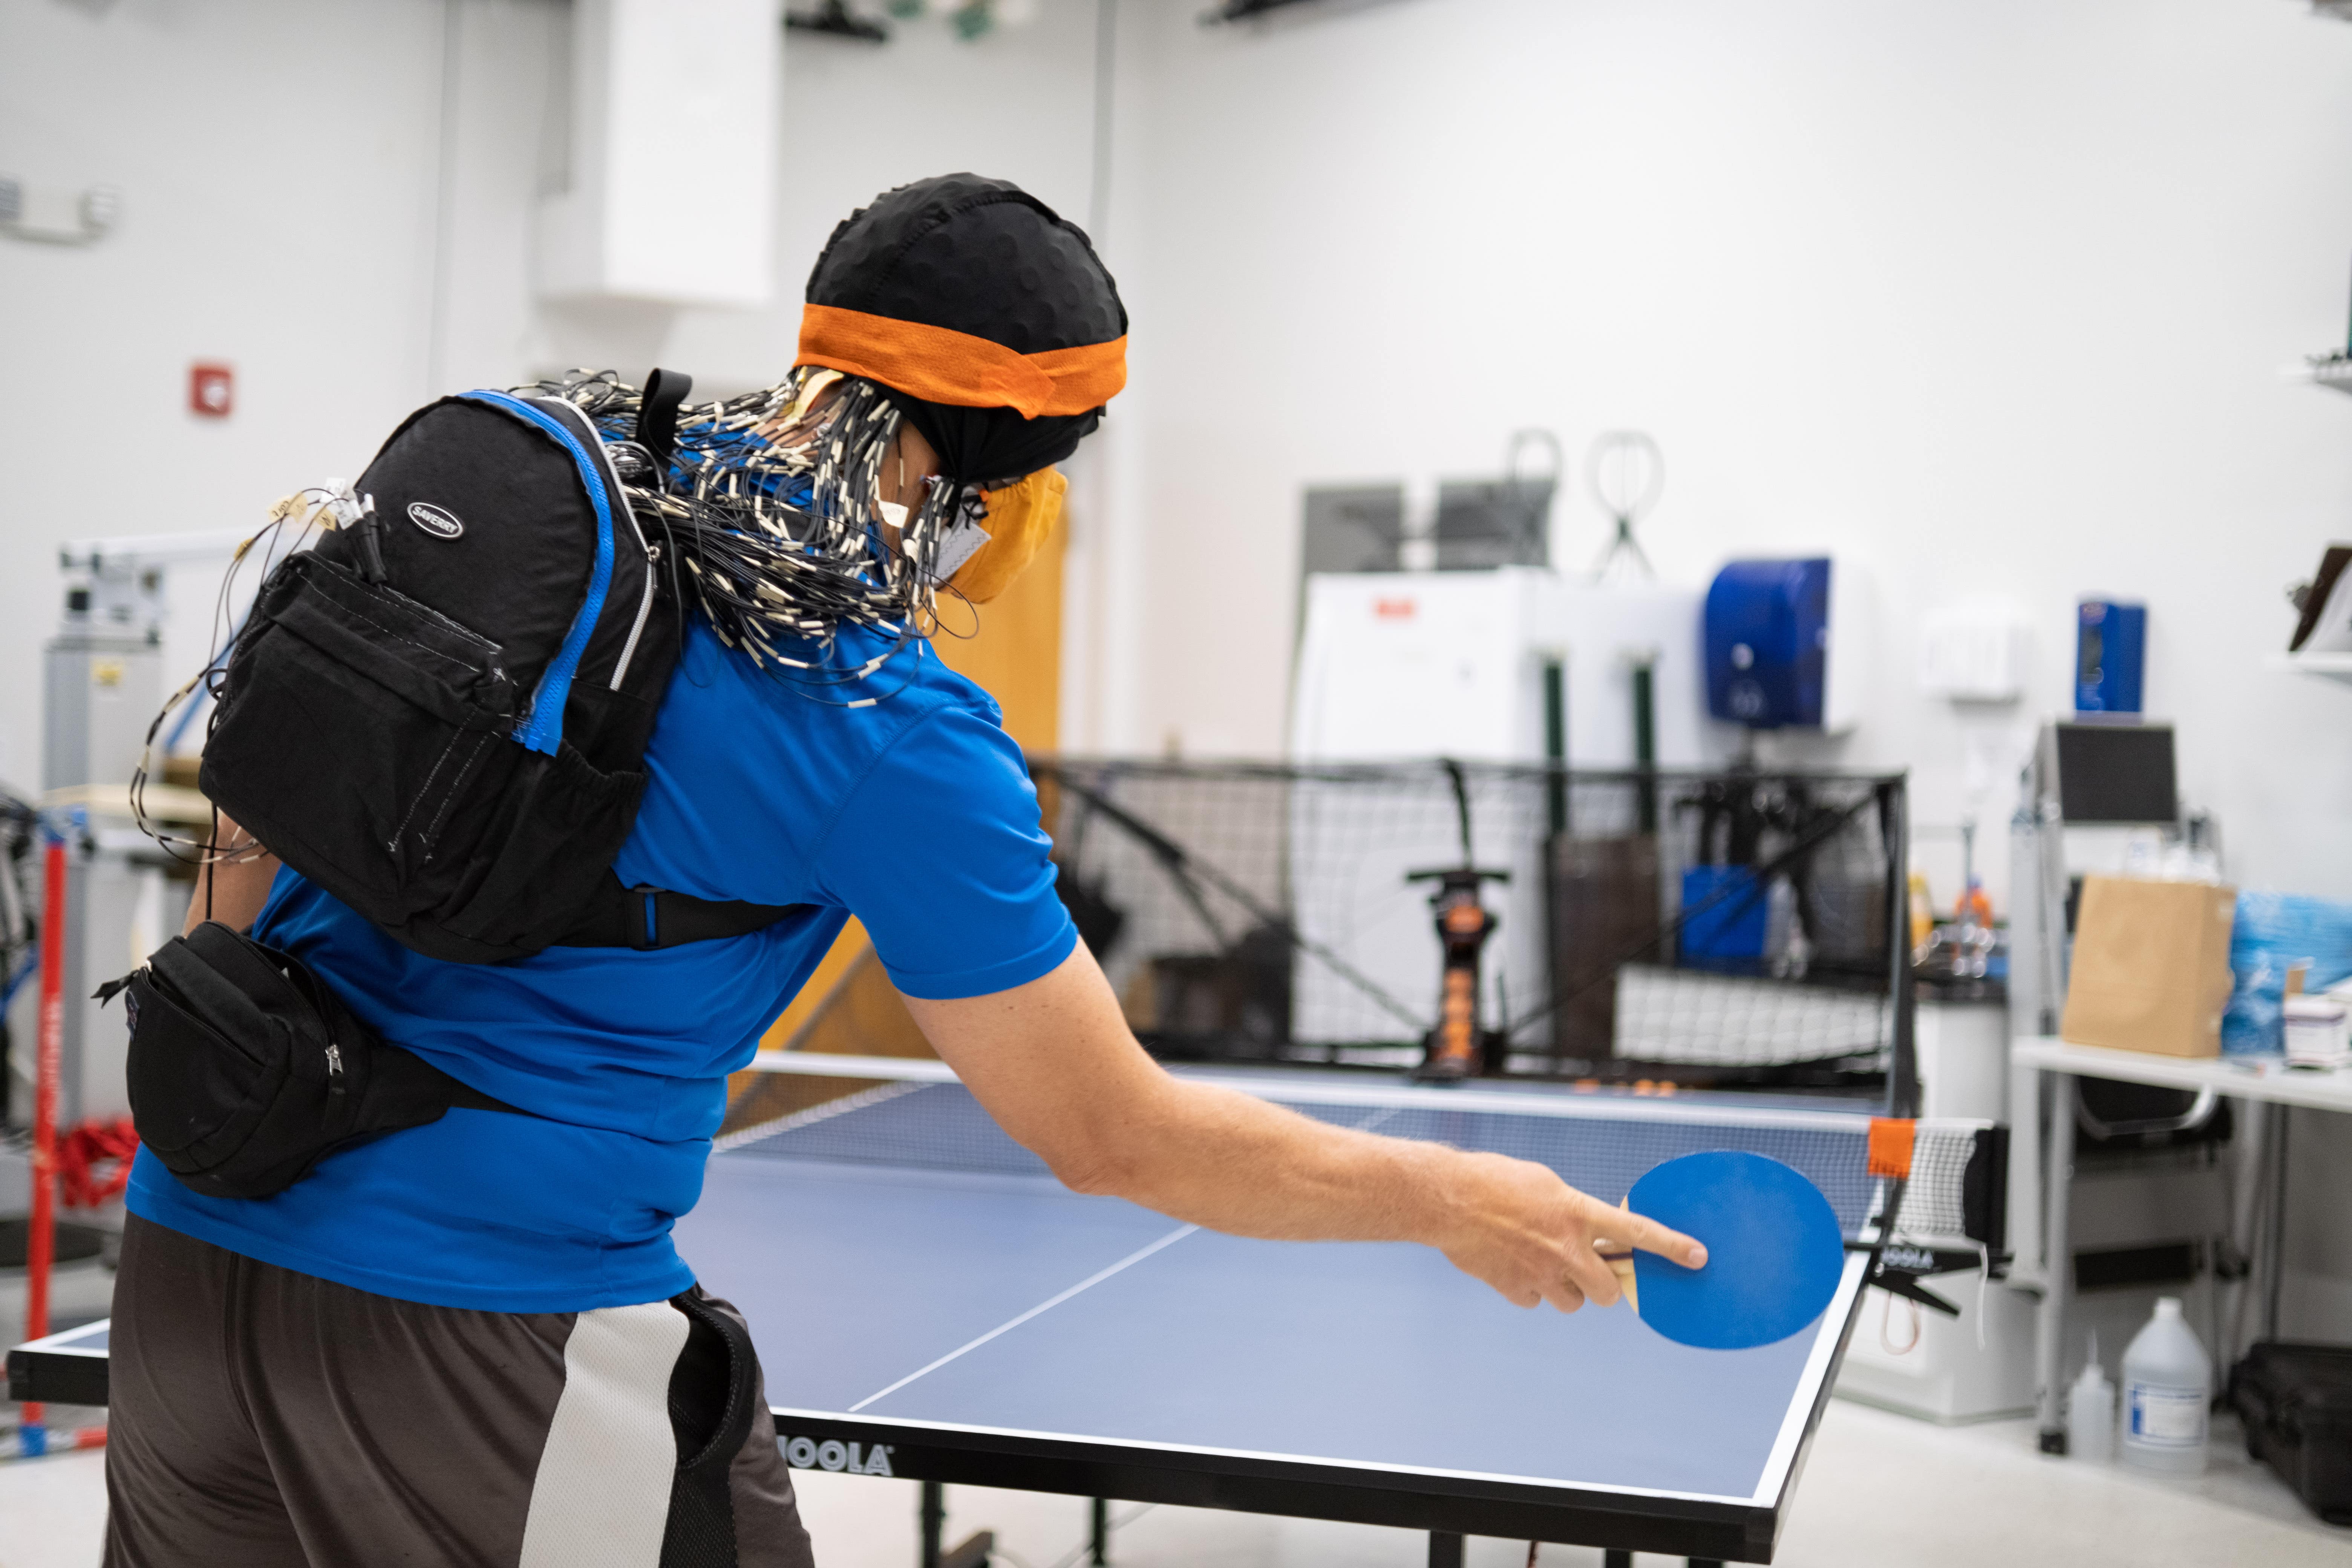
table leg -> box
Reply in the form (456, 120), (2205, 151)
(1603, 1553), (1631, 1568)
(2035, 1069), (2075, 1452)
(920, 1481), (944, 1568)
(912, 1485), (995, 1568)
(940, 1537), (994, 1568)
(1428, 1531), (1465, 1568)
(1090, 1497), (1109, 1565)
(2266, 1102), (2291, 1342)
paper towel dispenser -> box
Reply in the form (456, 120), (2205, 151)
(1703, 557), (1867, 732)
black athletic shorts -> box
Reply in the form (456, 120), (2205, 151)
(103, 1214), (816, 1568)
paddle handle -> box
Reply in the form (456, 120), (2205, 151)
(1599, 1196), (1639, 1312)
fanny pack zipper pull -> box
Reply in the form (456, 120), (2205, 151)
(325, 1041), (346, 1095)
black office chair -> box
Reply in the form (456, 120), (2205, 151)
(2075, 1078), (2232, 1150)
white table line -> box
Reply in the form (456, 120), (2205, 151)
(848, 1223), (1202, 1413)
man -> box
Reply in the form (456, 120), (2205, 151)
(104, 175), (1703, 1568)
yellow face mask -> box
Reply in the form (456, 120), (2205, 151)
(950, 466), (1067, 604)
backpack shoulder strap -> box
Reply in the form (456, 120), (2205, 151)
(456, 389), (625, 760)
(553, 872), (800, 951)
(443, 1078), (533, 1116)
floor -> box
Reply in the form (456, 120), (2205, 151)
(2, 1398), (2345, 1568)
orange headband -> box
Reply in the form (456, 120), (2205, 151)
(796, 303), (1125, 419)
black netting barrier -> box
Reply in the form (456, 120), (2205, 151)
(1031, 759), (1906, 1090)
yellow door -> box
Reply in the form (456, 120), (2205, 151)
(722, 511), (1066, 1130)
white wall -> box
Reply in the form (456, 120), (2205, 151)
(0, 0), (451, 767)
(17, 0), (2352, 934)
(1104, 0), (2352, 913)
(0, 0), (1103, 769)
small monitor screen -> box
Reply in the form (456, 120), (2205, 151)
(1300, 485), (1404, 576)
(2055, 723), (2177, 824)
(1434, 478), (1553, 571)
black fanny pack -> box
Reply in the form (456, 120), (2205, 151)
(106, 921), (524, 1201)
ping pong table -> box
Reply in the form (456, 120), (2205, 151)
(10, 1058), (1995, 1566)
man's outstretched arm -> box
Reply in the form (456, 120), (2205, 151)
(900, 944), (1706, 1314)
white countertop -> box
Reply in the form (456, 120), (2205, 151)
(2013, 1035), (2352, 1113)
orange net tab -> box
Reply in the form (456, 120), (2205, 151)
(1867, 1117), (1917, 1179)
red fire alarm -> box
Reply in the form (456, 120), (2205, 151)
(189, 362), (234, 418)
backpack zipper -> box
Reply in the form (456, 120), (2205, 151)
(469, 391), (622, 756)
(599, 418), (659, 692)
(611, 541), (658, 692)
(325, 1041), (346, 1096)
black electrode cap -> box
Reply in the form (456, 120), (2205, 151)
(807, 174), (1126, 356)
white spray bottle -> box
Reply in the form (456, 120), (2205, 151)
(2067, 1332), (2115, 1462)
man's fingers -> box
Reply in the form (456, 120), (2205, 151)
(1560, 1239), (1621, 1307)
(1536, 1273), (1587, 1315)
(1590, 1204), (1707, 1269)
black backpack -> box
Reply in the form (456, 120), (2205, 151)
(200, 372), (792, 964)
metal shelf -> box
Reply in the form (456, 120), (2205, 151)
(2288, 355), (2352, 393)
(2268, 651), (2352, 683)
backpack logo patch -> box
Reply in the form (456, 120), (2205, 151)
(407, 502), (464, 540)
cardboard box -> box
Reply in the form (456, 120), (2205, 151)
(2060, 875), (2237, 1058)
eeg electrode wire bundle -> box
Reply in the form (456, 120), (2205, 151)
(536, 366), (992, 700)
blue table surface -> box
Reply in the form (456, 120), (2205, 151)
(17, 1320), (110, 1351)
(25, 1088), (1866, 1507)
(677, 1152), (1850, 1503)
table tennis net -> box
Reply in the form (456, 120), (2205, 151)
(721, 1059), (2002, 1249)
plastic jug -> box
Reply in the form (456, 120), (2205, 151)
(2121, 1297), (2210, 1474)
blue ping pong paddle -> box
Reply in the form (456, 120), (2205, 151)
(1604, 1151), (1846, 1351)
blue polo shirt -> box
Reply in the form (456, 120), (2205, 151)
(125, 618), (1077, 1312)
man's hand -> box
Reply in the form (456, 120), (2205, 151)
(899, 944), (1704, 1313)
(1432, 1151), (1704, 1312)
